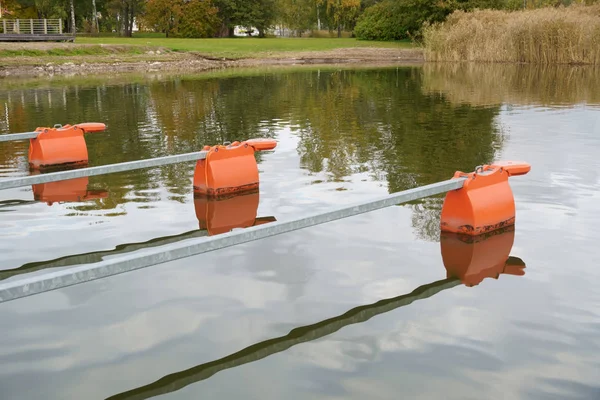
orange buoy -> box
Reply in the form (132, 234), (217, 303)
(441, 226), (526, 287)
(194, 191), (276, 236)
(440, 161), (531, 236)
(32, 177), (108, 205)
(193, 139), (277, 197)
(28, 123), (106, 170)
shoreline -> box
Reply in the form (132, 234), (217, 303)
(0, 47), (424, 78)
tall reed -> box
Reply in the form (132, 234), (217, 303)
(423, 4), (600, 65)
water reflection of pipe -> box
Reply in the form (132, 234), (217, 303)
(106, 227), (525, 400)
(0, 191), (276, 282)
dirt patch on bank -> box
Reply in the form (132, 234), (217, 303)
(0, 45), (424, 78)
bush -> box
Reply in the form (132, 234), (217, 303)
(354, 0), (453, 41)
(354, 2), (404, 40)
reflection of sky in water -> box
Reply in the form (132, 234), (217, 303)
(0, 83), (600, 399)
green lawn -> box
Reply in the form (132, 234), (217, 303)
(76, 37), (416, 58)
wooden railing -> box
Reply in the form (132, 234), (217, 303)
(0, 19), (64, 35)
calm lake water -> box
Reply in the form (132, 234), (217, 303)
(0, 64), (599, 400)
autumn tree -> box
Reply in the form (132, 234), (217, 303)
(143, 0), (182, 37)
(177, 0), (221, 38)
(142, 0), (222, 37)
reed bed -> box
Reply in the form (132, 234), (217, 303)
(423, 5), (600, 65)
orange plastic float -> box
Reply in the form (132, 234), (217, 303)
(32, 177), (109, 205)
(193, 138), (277, 197)
(441, 226), (525, 287)
(194, 191), (276, 236)
(28, 122), (106, 169)
(440, 161), (531, 236)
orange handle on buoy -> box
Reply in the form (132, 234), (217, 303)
(73, 122), (107, 133)
(246, 138), (277, 151)
(490, 161), (531, 176)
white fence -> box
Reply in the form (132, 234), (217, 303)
(0, 19), (63, 35)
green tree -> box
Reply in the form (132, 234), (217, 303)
(318, 0), (361, 37)
(276, 0), (316, 35)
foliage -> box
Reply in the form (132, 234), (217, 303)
(6, 0), (598, 39)
(177, 0), (221, 38)
(142, 0), (181, 37)
(354, 0), (454, 40)
(276, 0), (316, 35)
(233, 0), (278, 37)
(317, 0), (361, 36)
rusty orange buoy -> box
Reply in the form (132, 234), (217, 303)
(440, 161), (531, 236)
(193, 138), (277, 197)
(28, 123), (106, 170)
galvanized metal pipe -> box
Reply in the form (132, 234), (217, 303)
(0, 151), (208, 190)
(0, 131), (39, 142)
(0, 177), (466, 303)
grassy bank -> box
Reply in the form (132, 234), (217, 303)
(75, 37), (415, 59)
(0, 38), (423, 78)
(423, 4), (600, 65)
(0, 44), (148, 58)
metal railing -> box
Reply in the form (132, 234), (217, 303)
(0, 151), (209, 190)
(0, 178), (466, 303)
(0, 19), (63, 35)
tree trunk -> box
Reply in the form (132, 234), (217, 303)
(123, 3), (130, 37)
(92, 0), (98, 33)
(337, 23), (341, 38)
(70, 0), (76, 34)
(128, 4), (134, 37)
(228, 27), (235, 38)
(317, 7), (321, 30)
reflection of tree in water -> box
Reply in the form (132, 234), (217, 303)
(287, 68), (504, 240)
(0, 68), (503, 240)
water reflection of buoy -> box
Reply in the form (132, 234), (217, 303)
(194, 191), (276, 236)
(441, 226), (525, 287)
(32, 177), (108, 206)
